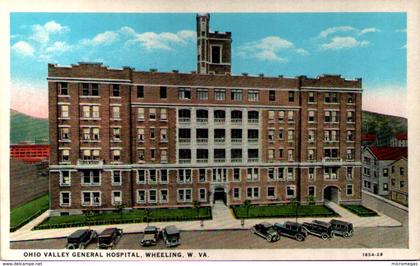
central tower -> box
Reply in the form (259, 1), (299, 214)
(196, 13), (232, 75)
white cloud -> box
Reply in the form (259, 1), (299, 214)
(45, 41), (72, 53)
(321, 36), (369, 50)
(395, 28), (406, 33)
(11, 41), (35, 56)
(80, 31), (119, 46)
(30, 20), (69, 44)
(359, 28), (381, 35)
(237, 36), (308, 63)
(318, 26), (356, 38)
(125, 29), (196, 51)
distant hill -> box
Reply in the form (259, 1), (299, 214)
(362, 110), (407, 146)
(10, 109), (49, 144)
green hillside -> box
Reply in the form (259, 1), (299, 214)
(362, 111), (407, 146)
(10, 109), (49, 144)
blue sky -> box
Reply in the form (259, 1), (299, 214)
(10, 13), (406, 117)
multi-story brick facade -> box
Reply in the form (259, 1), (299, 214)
(48, 14), (363, 215)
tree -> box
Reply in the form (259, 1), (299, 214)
(307, 195), (316, 205)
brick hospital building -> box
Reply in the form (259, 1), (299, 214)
(48, 14), (362, 215)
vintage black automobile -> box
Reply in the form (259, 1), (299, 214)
(273, 221), (308, 241)
(98, 227), (123, 249)
(251, 222), (280, 242)
(329, 219), (354, 238)
(162, 225), (181, 247)
(302, 220), (332, 240)
(65, 229), (97, 249)
(140, 226), (161, 246)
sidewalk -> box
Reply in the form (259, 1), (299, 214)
(10, 201), (401, 241)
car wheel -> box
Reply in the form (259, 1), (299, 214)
(296, 234), (304, 242)
(266, 235), (273, 242)
(343, 232), (350, 238)
(67, 244), (76, 249)
(321, 233), (329, 240)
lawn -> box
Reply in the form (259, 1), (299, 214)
(341, 204), (378, 217)
(35, 207), (212, 230)
(10, 194), (49, 232)
(231, 204), (338, 219)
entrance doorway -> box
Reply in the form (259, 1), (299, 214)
(213, 187), (226, 204)
(324, 186), (340, 203)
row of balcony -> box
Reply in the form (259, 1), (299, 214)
(179, 138), (258, 145)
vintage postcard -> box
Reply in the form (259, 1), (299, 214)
(1, 0), (419, 263)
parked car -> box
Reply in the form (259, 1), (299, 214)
(302, 220), (332, 240)
(274, 221), (307, 241)
(251, 222), (280, 242)
(65, 229), (97, 249)
(162, 225), (181, 247)
(98, 227), (123, 249)
(140, 226), (161, 246)
(329, 219), (354, 238)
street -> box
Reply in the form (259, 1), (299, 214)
(10, 223), (408, 249)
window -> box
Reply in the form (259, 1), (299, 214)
(231, 89), (242, 101)
(137, 190), (146, 203)
(179, 109), (191, 122)
(81, 170), (101, 186)
(268, 149), (275, 161)
(60, 192), (71, 207)
(286, 186), (296, 198)
(148, 190), (157, 203)
(391, 178), (396, 187)
(112, 171), (122, 186)
(346, 184), (353, 196)
(197, 149), (209, 162)
(231, 149), (242, 162)
(112, 149), (121, 162)
(137, 85), (144, 98)
(248, 90), (259, 102)
(325, 111), (339, 123)
(137, 128), (145, 141)
(212, 168), (227, 182)
(347, 149), (354, 160)
(325, 92), (338, 103)
(150, 149), (156, 160)
(324, 167), (339, 180)
(160, 189), (168, 203)
(112, 127), (120, 141)
(159, 169), (168, 183)
(138, 108), (145, 120)
(347, 93), (355, 103)
(148, 170), (157, 184)
(214, 149), (226, 162)
(308, 149), (315, 161)
(138, 149), (145, 162)
(383, 168), (389, 177)
(267, 187), (276, 198)
(324, 148), (339, 159)
(246, 187), (260, 199)
(111, 106), (120, 119)
(178, 169), (192, 183)
(160, 128), (168, 142)
(308, 92), (315, 103)
(150, 128), (156, 139)
(199, 169), (207, 182)
(82, 191), (101, 206)
(287, 168), (295, 180)
(81, 83), (99, 96)
(160, 109), (167, 120)
(233, 168), (241, 181)
(383, 183), (388, 191)
(268, 129), (275, 142)
(233, 188), (241, 199)
(60, 105), (69, 118)
(308, 168), (315, 180)
(278, 111), (285, 122)
(215, 89), (226, 101)
(160, 86), (167, 99)
(112, 84), (120, 97)
(288, 91), (295, 102)
(308, 130), (315, 142)
(231, 110), (242, 123)
(288, 111), (294, 122)
(178, 88), (191, 100)
(199, 188), (207, 202)
(82, 83), (89, 96)
(277, 168), (285, 180)
(58, 82), (68, 95)
(178, 188), (192, 202)
(197, 110), (208, 122)
(137, 170), (147, 184)
(211, 45), (221, 63)
(268, 168), (275, 181)
(288, 130), (294, 141)
(400, 181), (405, 188)
(248, 111), (259, 123)
(400, 167), (405, 176)
(269, 90), (276, 101)
(347, 111), (355, 122)
(248, 149), (259, 162)
(308, 186), (315, 197)
(278, 148), (284, 159)
(308, 111), (315, 122)
(112, 191), (122, 205)
(347, 167), (353, 179)
(197, 88), (208, 100)
(324, 130), (339, 142)
(268, 111), (275, 121)
(60, 127), (70, 140)
(149, 108), (156, 120)
(214, 110), (225, 122)
(60, 171), (71, 186)
(278, 129), (284, 140)
(61, 149), (70, 162)
(347, 130), (355, 141)
(246, 168), (259, 181)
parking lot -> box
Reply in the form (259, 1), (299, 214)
(10, 223), (408, 250)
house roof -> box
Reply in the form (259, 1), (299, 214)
(394, 132), (407, 140)
(368, 147), (407, 161)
